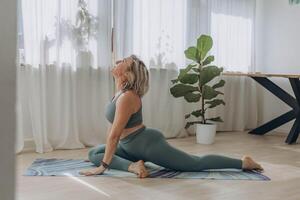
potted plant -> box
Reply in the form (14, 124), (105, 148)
(170, 34), (225, 144)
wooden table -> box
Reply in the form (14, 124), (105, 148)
(222, 72), (300, 144)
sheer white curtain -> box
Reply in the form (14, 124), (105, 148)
(185, 0), (258, 132)
(17, 0), (259, 153)
(189, 0), (257, 131)
(208, 0), (258, 131)
(115, 0), (258, 136)
(114, 0), (187, 137)
(16, 0), (113, 153)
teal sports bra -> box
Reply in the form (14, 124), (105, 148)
(105, 90), (143, 128)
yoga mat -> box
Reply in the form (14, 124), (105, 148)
(24, 158), (270, 181)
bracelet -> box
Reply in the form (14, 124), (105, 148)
(101, 160), (110, 169)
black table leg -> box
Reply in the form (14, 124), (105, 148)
(249, 77), (300, 144)
(286, 116), (300, 144)
(249, 110), (296, 135)
(286, 78), (300, 143)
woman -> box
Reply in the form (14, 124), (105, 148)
(80, 55), (263, 178)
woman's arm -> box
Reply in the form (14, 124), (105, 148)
(101, 92), (134, 166)
(80, 92), (134, 176)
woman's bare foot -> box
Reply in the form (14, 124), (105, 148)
(128, 160), (149, 178)
(242, 156), (264, 172)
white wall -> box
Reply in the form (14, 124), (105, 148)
(0, 0), (17, 199)
(255, 0), (300, 133)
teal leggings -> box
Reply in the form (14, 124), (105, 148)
(88, 126), (242, 172)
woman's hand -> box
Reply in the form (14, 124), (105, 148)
(79, 165), (107, 176)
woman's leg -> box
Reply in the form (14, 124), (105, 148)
(88, 144), (138, 171)
(142, 131), (242, 171)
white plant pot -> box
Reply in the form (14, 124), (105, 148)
(196, 123), (217, 144)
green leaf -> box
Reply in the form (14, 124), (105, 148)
(206, 117), (224, 122)
(184, 121), (202, 129)
(199, 66), (223, 86)
(170, 84), (199, 98)
(202, 55), (214, 66)
(191, 68), (200, 73)
(180, 73), (199, 84)
(185, 113), (191, 119)
(184, 47), (198, 62)
(197, 35), (213, 61)
(205, 99), (225, 108)
(184, 92), (201, 102)
(171, 79), (179, 84)
(171, 64), (196, 85)
(191, 109), (204, 117)
(212, 79), (225, 89)
(202, 85), (223, 100)
(178, 64), (196, 79)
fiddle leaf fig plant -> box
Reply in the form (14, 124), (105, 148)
(170, 34), (225, 129)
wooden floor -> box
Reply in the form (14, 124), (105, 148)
(16, 131), (300, 200)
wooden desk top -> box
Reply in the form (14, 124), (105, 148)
(222, 71), (300, 78)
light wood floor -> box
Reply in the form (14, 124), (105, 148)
(16, 131), (300, 200)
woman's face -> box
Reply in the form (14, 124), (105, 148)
(111, 57), (133, 80)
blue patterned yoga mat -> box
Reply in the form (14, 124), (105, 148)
(24, 158), (270, 181)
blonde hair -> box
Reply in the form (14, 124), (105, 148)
(122, 55), (149, 97)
